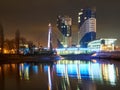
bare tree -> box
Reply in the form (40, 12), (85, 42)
(15, 29), (20, 54)
(0, 24), (4, 54)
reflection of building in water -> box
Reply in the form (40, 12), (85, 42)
(19, 63), (30, 80)
(0, 65), (5, 90)
(44, 65), (54, 90)
(102, 64), (116, 85)
(48, 66), (52, 90)
(56, 60), (118, 89)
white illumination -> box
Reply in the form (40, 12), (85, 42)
(48, 23), (52, 50)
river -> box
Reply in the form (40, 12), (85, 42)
(0, 59), (120, 90)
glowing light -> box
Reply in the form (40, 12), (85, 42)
(0, 66), (1, 73)
(4, 49), (9, 54)
(67, 64), (77, 77)
(56, 60), (118, 85)
(92, 59), (97, 63)
(78, 12), (83, 15)
(44, 65), (49, 73)
(108, 64), (116, 85)
(56, 64), (65, 76)
(32, 65), (38, 74)
(11, 64), (16, 69)
(19, 63), (30, 80)
(90, 63), (102, 80)
(48, 23), (52, 50)
(48, 66), (52, 90)
(79, 64), (90, 79)
(91, 53), (97, 56)
(103, 64), (109, 81)
(24, 66), (29, 80)
(56, 47), (100, 55)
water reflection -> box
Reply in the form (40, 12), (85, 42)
(56, 60), (118, 86)
(0, 63), (50, 90)
(0, 59), (120, 90)
(19, 63), (30, 80)
(55, 59), (120, 90)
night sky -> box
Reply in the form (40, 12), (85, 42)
(0, 0), (120, 47)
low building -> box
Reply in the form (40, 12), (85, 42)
(88, 38), (117, 51)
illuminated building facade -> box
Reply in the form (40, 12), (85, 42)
(56, 38), (117, 55)
(57, 15), (72, 48)
(78, 8), (96, 48)
(88, 38), (117, 51)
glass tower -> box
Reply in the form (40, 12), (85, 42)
(57, 15), (72, 48)
(78, 8), (96, 48)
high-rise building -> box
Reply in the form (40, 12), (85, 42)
(57, 15), (72, 48)
(78, 8), (96, 48)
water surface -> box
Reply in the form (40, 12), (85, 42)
(0, 59), (120, 90)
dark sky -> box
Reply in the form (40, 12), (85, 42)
(0, 0), (120, 46)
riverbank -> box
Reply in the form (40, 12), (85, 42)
(61, 53), (92, 60)
(0, 54), (61, 64)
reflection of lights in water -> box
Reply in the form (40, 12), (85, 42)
(48, 66), (52, 90)
(24, 66), (29, 80)
(40, 64), (43, 72)
(56, 64), (65, 76)
(32, 65), (38, 74)
(102, 64), (110, 82)
(44, 65), (54, 90)
(102, 64), (116, 85)
(90, 63), (102, 81)
(44, 65), (49, 73)
(76, 64), (81, 79)
(56, 60), (117, 85)
(11, 64), (16, 70)
(92, 59), (97, 63)
(102, 64), (108, 81)
(0, 66), (1, 73)
(19, 63), (30, 80)
(116, 67), (119, 79)
(19, 64), (23, 79)
(67, 64), (77, 76)
(4, 64), (10, 72)
(108, 64), (116, 85)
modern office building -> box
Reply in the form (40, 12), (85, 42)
(57, 15), (72, 48)
(78, 8), (96, 48)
